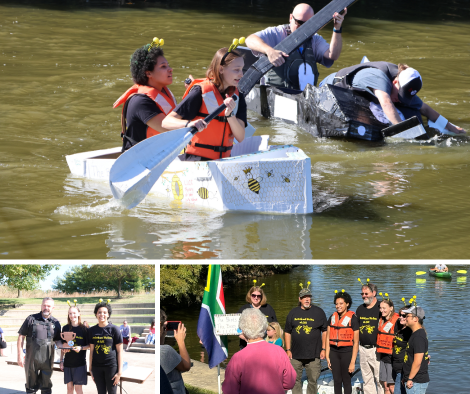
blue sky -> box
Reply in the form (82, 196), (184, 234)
(39, 263), (81, 290)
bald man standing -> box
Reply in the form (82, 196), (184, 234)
(246, 3), (346, 91)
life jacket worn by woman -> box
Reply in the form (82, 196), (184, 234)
(376, 312), (400, 354)
(113, 84), (177, 145)
(183, 78), (239, 160)
(329, 310), (355, 347)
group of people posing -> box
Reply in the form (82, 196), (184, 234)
(15, 297), (151, 394)
(220, 280), (429, 394)
(116, 2), (465, 161)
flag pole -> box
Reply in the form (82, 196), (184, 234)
(218, 363), (221, 394)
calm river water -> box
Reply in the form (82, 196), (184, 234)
(164, 264), (470, 393)
(0, 1), (469, 259)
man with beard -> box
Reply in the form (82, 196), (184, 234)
(284, 286), (327, 394)
(17, 297), (62, 394)
(356, 282), (383, 394)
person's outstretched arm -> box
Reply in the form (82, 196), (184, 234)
(420, 103), (466, 134)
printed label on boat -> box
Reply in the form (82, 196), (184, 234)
(341, 316), (351, 326)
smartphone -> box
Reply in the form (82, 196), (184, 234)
(166, 321), (182, 331)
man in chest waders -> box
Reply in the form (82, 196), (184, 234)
(17, 297), (62, 394)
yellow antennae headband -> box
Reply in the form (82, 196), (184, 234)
(221, 37), (245, 64)
(252, 279), (265, 289)
(67, 300), (78, 307)
(148, 37), (164, 52)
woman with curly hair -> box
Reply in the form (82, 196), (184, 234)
(162, 46), (246, 161)
(113, 39), (201, 151)
(88, 301), (123, 394)
(326, 290), (359, 394)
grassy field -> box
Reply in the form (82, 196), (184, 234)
(0, 292), (155, 309)
(186, 384), (218, 394)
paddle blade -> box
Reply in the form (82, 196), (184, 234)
(416, 271), (427, 275)
(457, 270), (468, 274)
(109, 128), (194, 209)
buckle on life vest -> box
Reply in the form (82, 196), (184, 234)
(192, 142), (233, 153)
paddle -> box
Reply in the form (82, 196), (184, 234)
(109, 96), (236, 209)
(457, 270), (467, 274)
(416, 271), (427, 275)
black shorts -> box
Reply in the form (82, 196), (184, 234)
(64, 364), (88, 385)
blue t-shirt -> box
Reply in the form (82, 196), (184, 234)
(268, 338), (283, 347)
(120, 325), (130, 338)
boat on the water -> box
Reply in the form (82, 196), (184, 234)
(239, 47), (435, 141)
(66, 136), (314, 214)
(428, 269), (452, 279)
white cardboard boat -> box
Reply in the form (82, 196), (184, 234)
(66, 136), (313, 214)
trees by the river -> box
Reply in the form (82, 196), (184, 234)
(160, 264), (293, 306)
(53, 264), (155, 298)
(0, 264), (59, 298)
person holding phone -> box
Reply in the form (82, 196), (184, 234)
(160, 310), (191, 394)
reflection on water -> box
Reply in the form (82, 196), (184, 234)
(0, 2), (470, 258)
(164, 264), (470, 393)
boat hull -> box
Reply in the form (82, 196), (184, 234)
(428, 269), (452, 279)
(66, 136), (314, 214)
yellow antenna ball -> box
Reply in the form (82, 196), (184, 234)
(153, 37), (158, 42)
(74, 299), (77, 303)
(232, 38), (238, 45)
(67, 300), (70, 305)
(402, 297), (405, 301)
(307, 281), (311, 285)
(357, 278), (360, 281)
(379, 292), (383, 296)
(335, 290), (338, 293)
(342, 289), (345, 293)
(107, 299), (111, 303)
(99, 298), (103, 303)
(413, 295), (417, 299)
(159, 39), (164, 46)
(239, 37), (246, 45)
(253, 280), (257, 284)
(385, 293), (388, 297)
(367, 278), (370, 282)
(262, 283), (265, 286)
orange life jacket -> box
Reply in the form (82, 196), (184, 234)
(329, 310), (355, 347)
(113, 84), (176, 142)
(182, 78), (239, 160)
(376, 313), (400, 354)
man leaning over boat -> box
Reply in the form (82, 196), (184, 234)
(320, 61), (467, 135)
(245, 3), (347, 90)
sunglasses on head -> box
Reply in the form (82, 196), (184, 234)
(292, 16), (306, 26)
(251, 294), (262, 299)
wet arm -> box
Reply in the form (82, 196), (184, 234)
(420, 103), (466, 134)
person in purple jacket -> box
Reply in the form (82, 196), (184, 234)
(222, 309), (296, 394)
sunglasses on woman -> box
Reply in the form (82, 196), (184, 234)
(251, 294), (262, 299)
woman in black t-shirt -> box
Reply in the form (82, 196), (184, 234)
(237, 282), (277, 349)
(392, 305), (413, 394)
(88, 301), (123, 394)
(60, 305), (90, 394)
(326, 291), (359, 394)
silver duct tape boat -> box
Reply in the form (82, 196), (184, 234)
(66, 136), (314, 214)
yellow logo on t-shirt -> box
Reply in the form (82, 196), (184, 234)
(360, 325), (375, 334)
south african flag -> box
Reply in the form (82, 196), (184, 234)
(197, 265), (228, 368)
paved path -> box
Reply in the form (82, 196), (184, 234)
(182, 359), (226, 393)
(0, 342), (155, 394)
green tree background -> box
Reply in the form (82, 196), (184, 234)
(0, 264), (59, 298)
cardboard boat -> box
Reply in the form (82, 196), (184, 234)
(239, 47), (428, 141)
(66, 136), (313, 214)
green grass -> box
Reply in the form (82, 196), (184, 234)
(0, 293), (155, 309)
(186, 384), (218, 394)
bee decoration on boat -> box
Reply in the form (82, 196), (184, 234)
(197, 187), (218, 200)
(265, 169), (274, 178)
(233, 176), (240, 182)
(242, 167), (263, 195)
(281, 174), (291, 183)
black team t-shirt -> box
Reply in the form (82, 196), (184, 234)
(88, 323), (122, 368)
(327, 313), (360, 353)
(285, 305), (328, 359)
(237, 303), (278, 349)
(62, 324), (89, 368)
(392, 323), (413, 372)
(402, 328), (429, 383)
(355, 302), (381, 346)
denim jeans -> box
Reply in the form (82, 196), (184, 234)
(394, 372), (406, 394)
(405, 381), (429, 394)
